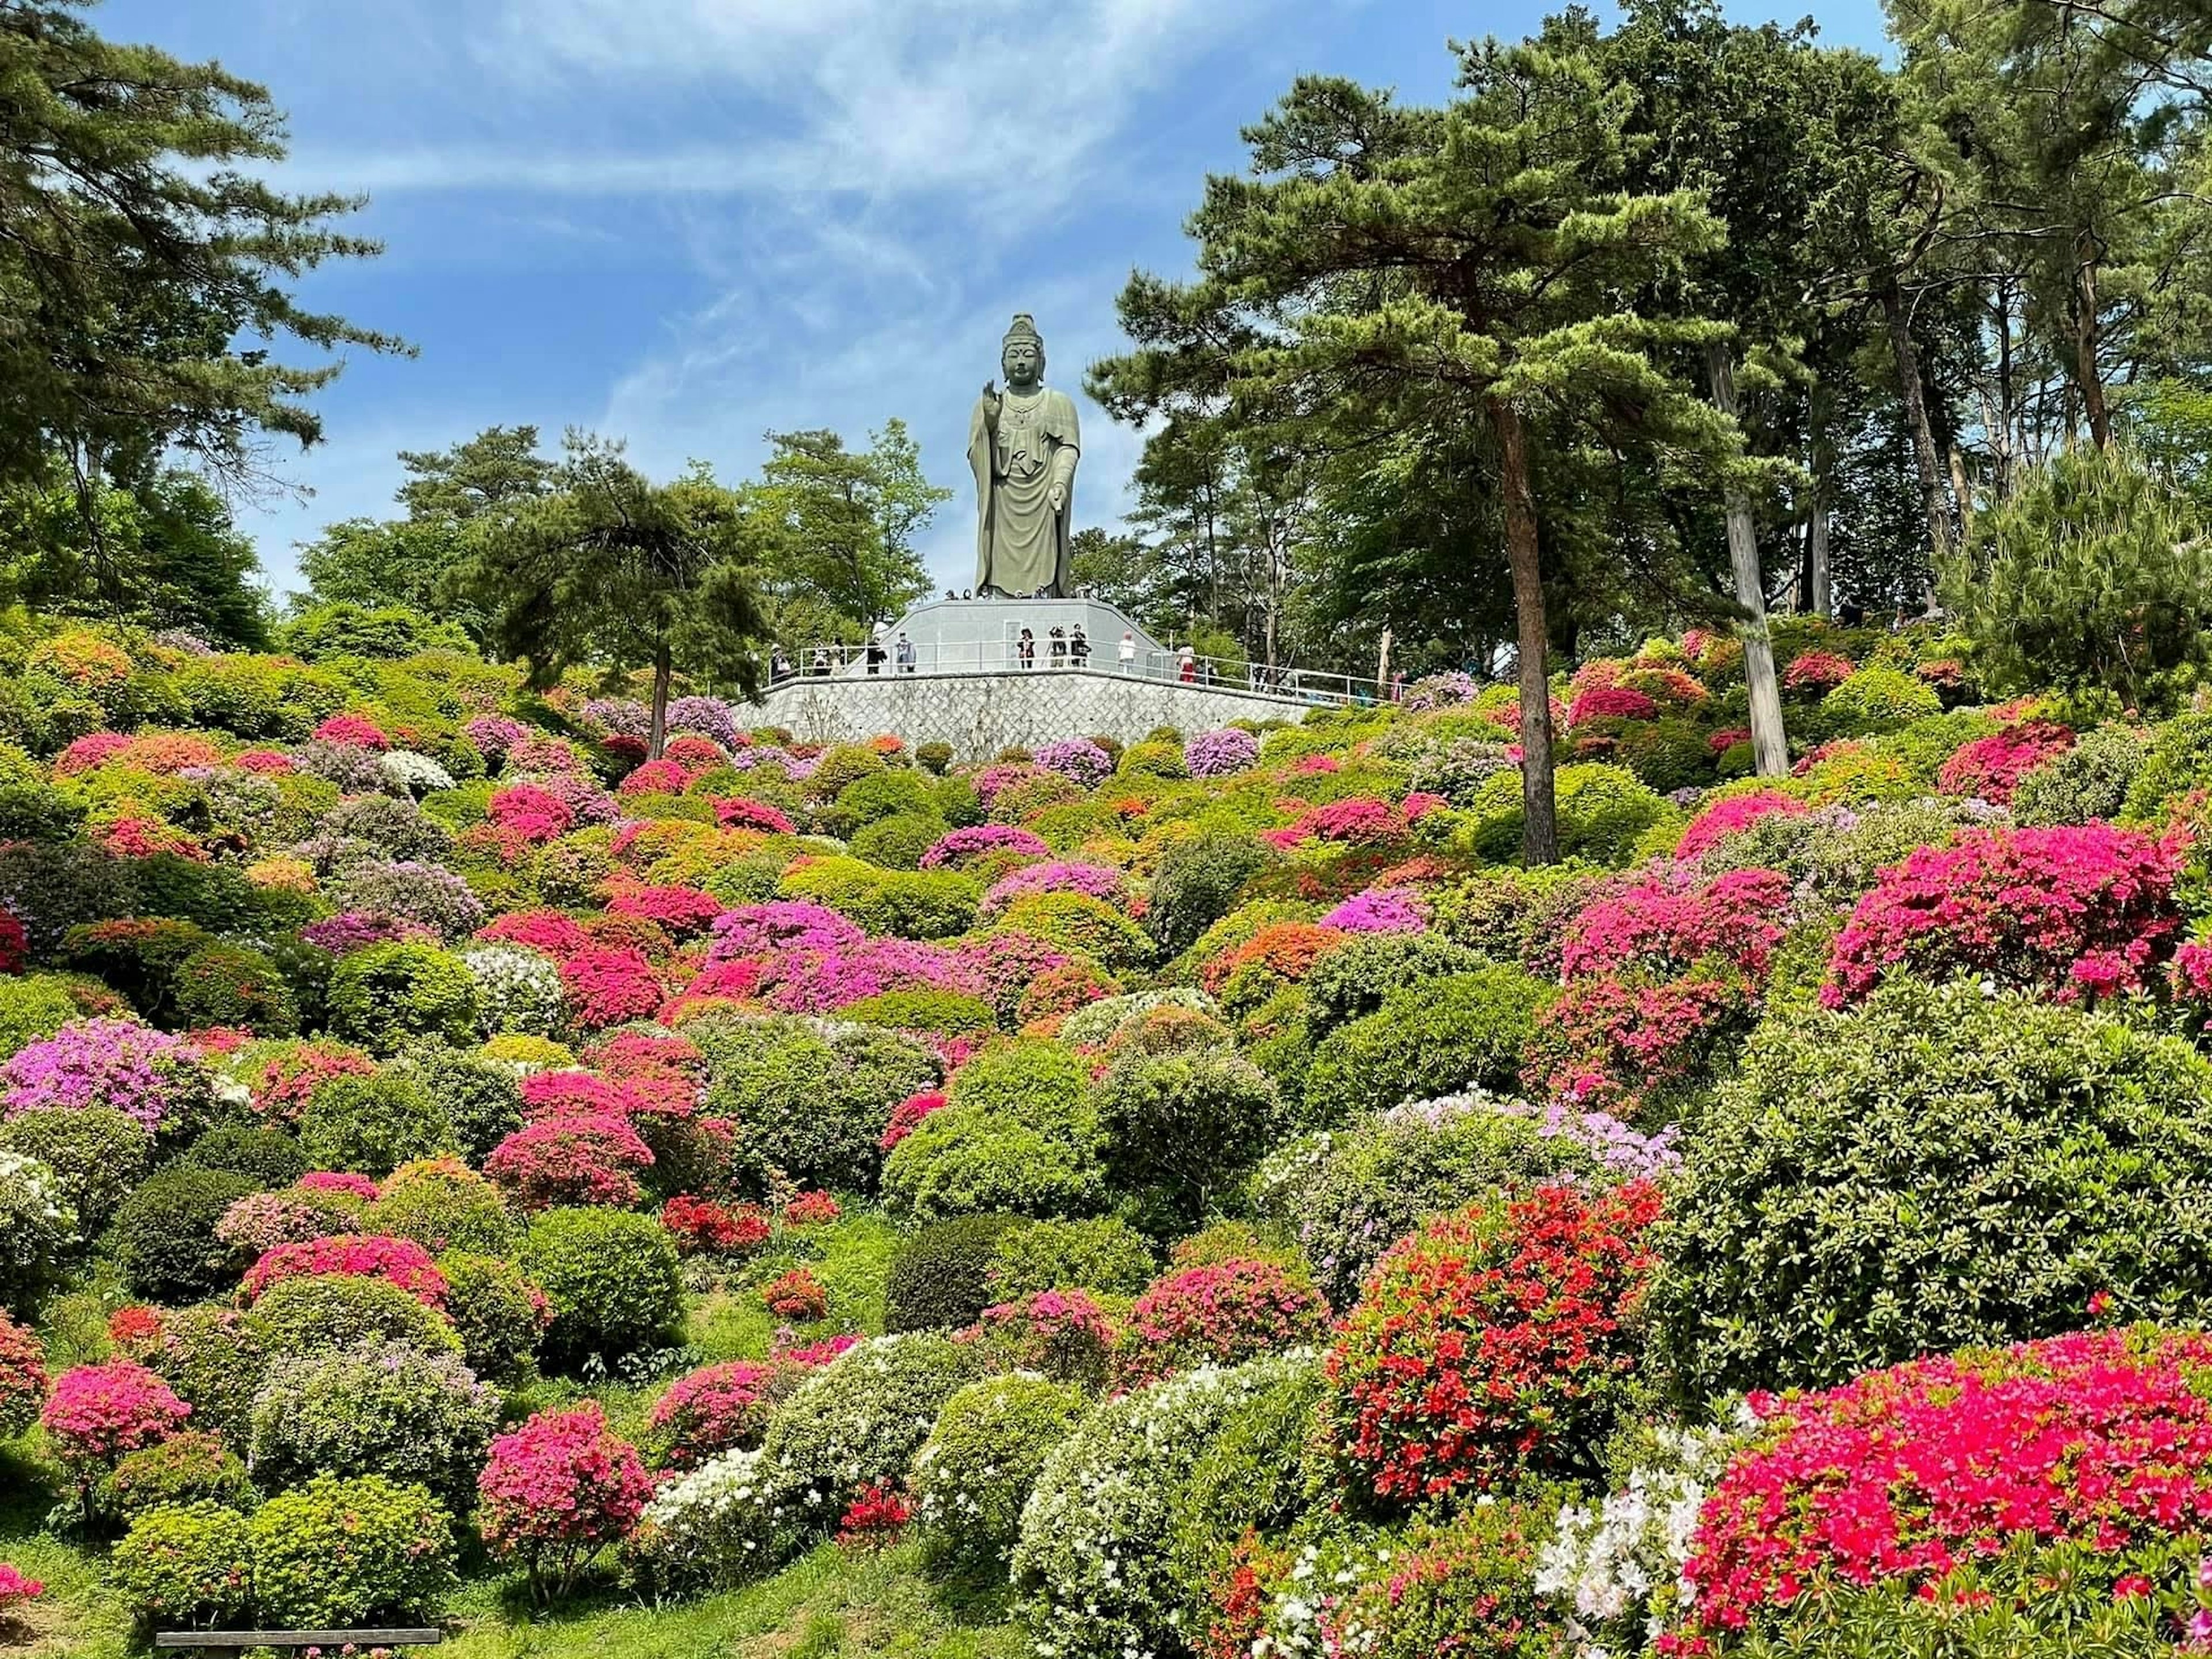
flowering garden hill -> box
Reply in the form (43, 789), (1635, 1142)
(10, 612), (2212, 1656)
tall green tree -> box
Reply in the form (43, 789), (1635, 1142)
(0, 0), (402, 493)
(753, 421), (948, 635)
(1092, 44), (1744, 862)
(464, 437), (773, 756)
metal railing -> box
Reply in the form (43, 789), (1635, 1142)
(766, 639), (1381, 707)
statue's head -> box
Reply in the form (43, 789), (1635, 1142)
(1001, 313), (1045, 389)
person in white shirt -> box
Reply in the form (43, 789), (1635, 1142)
(1118, 630), (1137, 674)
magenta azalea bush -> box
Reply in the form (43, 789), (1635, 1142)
(3, 1020), (207, 1132)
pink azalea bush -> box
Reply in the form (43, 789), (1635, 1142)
(477, 1402), (654, 1603)
(645, 1359), (788, 1468)
(880, 1090), (948, 1150)
(919, 824), (1051, 870)
(1937, 719), (2077, 805)
(486, 1113), (654, 1209)
(762, 938), (981, 1016)
(1110, 1259), (1330, 1390)
(559, 946), (664, 1028)
(2, 1019), (204, 1132)
(963, 1288), (1118, 1388)
(712, 797), (797, 834)
(1321, 887), (1430, 934)
(1566, 683), (1660, 726)
(1675, 790), (1808, 861)
(241, 1233), (449, 1307)
(706, 900), (864, 960)
(1561, 868), (1793, 984)
(978, 861), (1127, 921)
(41, 1361), (188, 1469)
(1823, 823), (2186, 1006)
(1782, 649), (1854, 692)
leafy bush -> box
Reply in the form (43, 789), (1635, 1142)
(100, 1430), (255, 1524)
(698, 1014), (937, 1191)
(1304, 968), (1550, 1123)
(249, 1472), (457, 1626)
(911, 1373), (1088, 1576)
(1464, 763), (1670, 867)
(1014, 1354), (1312, 1659)
(1092, 1048), (1279, 1226)
(364, 1156), (516, 1253)
(181, 1122), (307, 1189)
(109, 1163), (257, 1301)
(2012, 722), (2149, 825)
(109, 1501), (256, 1630)
(172, 942), (297, 1035)
(1821, 664), (1943, 730)
(0, 1148), (72, 1297)
(881, 1102), (1103, 1222)
(884, 1213), (1022, 1332)
(759, 1334), (976, 1528)
(249, 1340), (499, 1505)
(1145, 834), (1273, 958)
(0, 1309), (46, 1437)
(1253, 1092), (1672, 1308)
(326, 942), (479, 1054)
(434, 1251), (548, 1380)
(394, 1045), (523, 1162)
(477, 1401), (655, 1603)
(1112, 1259), (1328, 1390)
(298, 1073), (453, 1176)
(521, 1207), (684, 1364)
(1658, 976), (2212, 1397)
(987, 1217), (1156, 1299)
(990, 892), (1153, 972)
(1324, 1184), (1662, 1506)
(849, 812), (947, 870)
(1300, 933), (1492, 1036)
(243, 1271), (460, 1361)
(1328, 1501), (1573, 1659)
(146, 1306), (265, 1444)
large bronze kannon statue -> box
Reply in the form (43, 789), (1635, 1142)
(969, 313), (1080, 597)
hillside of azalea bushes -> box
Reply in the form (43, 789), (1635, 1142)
(11, 611), (2212, 1653)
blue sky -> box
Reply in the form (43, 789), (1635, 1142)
(98, 0), (1892, 604)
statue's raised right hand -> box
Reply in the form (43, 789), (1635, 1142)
(981, 382), (1001, 427)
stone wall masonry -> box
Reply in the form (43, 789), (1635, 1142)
(757, 666), (1328, 757)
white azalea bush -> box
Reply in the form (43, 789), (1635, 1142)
(627, 1445), (789, 1600)
(1013, 1353), (1313, 1659)
(460, 944), (566, 1039)
(1532, 1416), (1749, 1655)
(381, 751), (457, 797)
(0, 1147), (77, 1282)
(756, 1333), (976, 1534)
(910, 1371), (1086, 1577)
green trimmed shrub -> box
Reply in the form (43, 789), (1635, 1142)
(885, 1213), (1022, 1332)
(298, 1073), (452, 1177)
(149, 1305), (267, 1444)
(243, 1271), (461, 1361)
(181, 1122), (308, 1189)
(109, 1501), (256, 1630)
(100, 1430), (256, 1525)
(835, 767), (943, 828)
(882, 1104), (1104, 1223)
(849, 813), (948, 870)
(991, 892), (1153, 972)
(393, 1045), (524, 1162)
(1091, 1048), (1279, 1228)
(435, 1251), (548, 1381)
(949, 1040), (1091, 1118)
(2012, 722), (2150, 826)
(327, 942), (479, 1054)
(840, 989), (998, 1036)
(696, 1014), (937, 1191)
(522, 1206), (684, 1365)
(172, 942), (298, 1035)
(363, 1157), (517, 1255)
(1301, 934), (1493, 1037)
(1145, 834), (1272, 958)
(0, 972), (94, 1057)
(912, 1373), (1088, 1576)
(1821, 665), (1944, 731)
(1464, 763), (1669, 868)
(0, 1103), (149, 1232)
(110, 1164), (257, 1301)
(1655, 976), (2212, 1400)
(987, 1217), (1156, 1299)
(760, 1334), (976, 1525)
(249, 1340), (501, 1505)
(248, 1473), (457, 1626)
(1304, 968), (1550, 1124)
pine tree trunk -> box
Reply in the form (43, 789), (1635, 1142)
(1883, 280), (1952, 558)
(2075, 237), (2110, 449)
(648, 642), (672, 760)
(1809, 495), (1831, 618)
(1706, 343), (1790, 778)
(1486, 393), (1558, 866)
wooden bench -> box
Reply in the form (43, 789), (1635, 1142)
(153, 1630), (441, 1654)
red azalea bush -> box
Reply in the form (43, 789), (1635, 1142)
(479, 908), (592, 960)
(241, 1233), (449, 1307)
(645, 1359), (788, 1468)
(560, 946), (664, 1028)
(486, 1113), (654, 1210)
(313, 713), (389, 750)
(1200, 922), (1349, 995)
(1782, 649), (1854, 692)
(1937, 719), (2077, 805)
(1324, 1183), (1663, 1505)
(660, 1194), (769, 1255)
(486, 783), (577, 844)
(106, 1305), (165, 1362)
(880, 1089), (948, 1151)
(0, 1563), (41, 1613)
(713, 797), (797, 834)
(618, 758), (690, 797)
(476, 1401), (654, 1603)
(40, 1361), (189, 1468)
(1566, 684), (1660, 727)
(1823, 823), (2186, 1006)
(606, 884), (724, 937)
(1524, 974), (1751, 1118)
(1675, 791), (1808, 862)
(1110, 1259), (1330, 1391)
(0, 1312), (50, 1438)
(784, 1190), (840, 1227)
(762, 1268), (829, 1321)
(1678, 1328), (2212, 1638)
(243, 1039), (377, 1123)
(836, 1483), (911, 1549)
(1560, 868), (1791, 984)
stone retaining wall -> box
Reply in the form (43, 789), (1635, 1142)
(757, 667), (1325, 757)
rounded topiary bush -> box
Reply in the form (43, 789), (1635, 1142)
(172, 942), (297, 1035)
(0, 1103), (149, 1232)
(327, 942), (479, 1055)
(181, 1122), (308, 1189)
(698, 1014), (937, 1192)
(759, 1334), (976, 1526)
(249, 1472), (457, 1626)
(1303, 968), (1550, 1123)
(987, 1217), (1156, 1300)
(911, 1372), (1088, 1577)
(363, 1157), (517, 1255)
(1091, 1048), (1279, 1228)
(393, 1046), (524, 1163)
(881, 1103), (1103, 1223)
(1656, 977), (2212, 1400)
(100, 1429), (256, 1524)
(110, 1499), (256, 1630)
(109, 1163), (257, 1301)
(243, 1270), (460, 1360)
(521, 1206), (683, 1365)
(0, 1147), (73, 1301)
(248, 1340), (500, 1505)
(884, 1213), (1022, 1332)
(434, 1251), (549, 1381)
(147, 1305), (267, 1444)
(297, 1073), (452, 1177)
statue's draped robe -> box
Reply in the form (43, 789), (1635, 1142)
(970, 387), (1080, 596)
